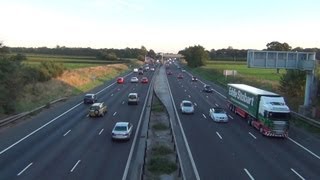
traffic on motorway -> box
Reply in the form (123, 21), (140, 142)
(0, 59), (319, 180)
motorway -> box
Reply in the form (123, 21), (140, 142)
(0, 69), (155, 180)
(1, 61), (320, 180)
(166, 62), (320, 180)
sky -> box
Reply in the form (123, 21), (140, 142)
(0, 0), (319, 53)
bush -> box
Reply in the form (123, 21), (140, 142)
(152, 123), (168, 130)
(152, 145), (173, 155)
(148, 157), (177, 174)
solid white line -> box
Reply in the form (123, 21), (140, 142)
(17, 162), (33, 176)
(0, 102), (82, 156)
(99, 129), (104, 135)
(63, 130), (71, 137)
(215, 103), (219, 107)
(70, 160), (81, 172)
(228, 115), (233, 119)
(244, 168), (255, 180)
(288, 137), (320, 160)
(291, 168), (305, 180)
(202, 114), (207, 119)
(216, 132), (222, 139)
(249, 132), (257, 139)
(113, 112), (117, 116)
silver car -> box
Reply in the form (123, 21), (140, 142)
(209, 107), (228, 122)
(130, 77), (139, 83)
(180, 100), (194, 114)
(111, 122), (133, 141)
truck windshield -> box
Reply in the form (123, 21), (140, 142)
(269, 112), (290, 121)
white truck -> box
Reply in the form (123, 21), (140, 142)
(227, 84), (290, 137)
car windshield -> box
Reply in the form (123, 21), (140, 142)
(129, 95), (137, 99)
(85, 95), (93, 98)
(90, 106), (99, 110)
(183, 102), (192, 107)
(214, 108), (225, 113)
(205, 85), (211, 89)
(114, 126), (127, 131)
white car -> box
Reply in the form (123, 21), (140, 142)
(150, 67), (155, 71)
(209, 107), (228, 122)
(128, 93), (139, 105)
(133, 68), (138, 73)
(180, 100), (194, 114)
(130, 77), (139, 83)
(112, 122), (133, 140)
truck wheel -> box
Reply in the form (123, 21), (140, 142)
(259, 127), (263, 134)
(247, 119), (251, 126)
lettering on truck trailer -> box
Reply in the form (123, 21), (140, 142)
(228, 87), (254, 106)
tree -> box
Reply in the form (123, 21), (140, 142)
(266, 41), (292, 51)
(147, 49), (156, 59)
(179, 45), (208, 68)
(279, 70), (306, 97)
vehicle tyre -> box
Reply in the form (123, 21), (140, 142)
(101, 112), (104, 117)
(259, 127), (263, 134)
(247, 119), (251, 126)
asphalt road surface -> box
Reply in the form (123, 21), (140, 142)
(166, 62), (320, 180)
(0, 69), (154, 180)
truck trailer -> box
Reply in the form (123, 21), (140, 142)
(227, 84), (290, 137)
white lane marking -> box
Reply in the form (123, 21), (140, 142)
(70, 160), (81, 172)
(113, 112), (117, 116)
(288, 137), (320, 160)
(99, 129), (104, 135)
(0, 102), (82, 156)
(184, 89), (187, 92)
(63, 130), (71, 137)
(122, 101), (125, 104)
(216, 132), (222, 139)
(244, 168), (255, 180)
(188, 95), (191, 98)
(17, 162), (33, 176)
(132, 88), (135, 90)
(202, 114), (207, 119)
(215, 103), (219, 107)
(206, 96), (209, 98)
(86, 114), (89, 117)
(194, 103), (197, 106)
(111, 94), (114, 96)
(291, 168), (305, 180)
(228, 115), (233, 119)
(249, 132), (257, 139)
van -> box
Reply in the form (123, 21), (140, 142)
(128, 93), (139, 105)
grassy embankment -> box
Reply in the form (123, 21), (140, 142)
(16, 54), (142, 113)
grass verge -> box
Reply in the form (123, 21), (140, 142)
(152, 145), (173, 156)
(152, 123), (168, 131)
(148, 156), (177, 174)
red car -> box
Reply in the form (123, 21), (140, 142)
(141, 77), (148, 83)
(117, 77), (124, 84)
(177, 74), (183, 79)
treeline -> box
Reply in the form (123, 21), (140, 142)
(10, 46), (157, 61)
(207, 44), (320, 60)
(0, 43), (65, 115)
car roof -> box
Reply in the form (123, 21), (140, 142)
(129, 93), (138, 96)
(115, 122), (129, 126)
(91, 103), (102, 106)
(182, 100), (192, 103)
(85, 93), (95, 96)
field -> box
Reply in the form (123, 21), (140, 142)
(23, 54), (127, 69)
(188, 60), (285, 91)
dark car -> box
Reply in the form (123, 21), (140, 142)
(177, 73), (183, 79)
(167, 71), (173, 75)
(84, 94), (97, 104)
(203, 85), (213, 93)
(138, 70), (144, 75)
